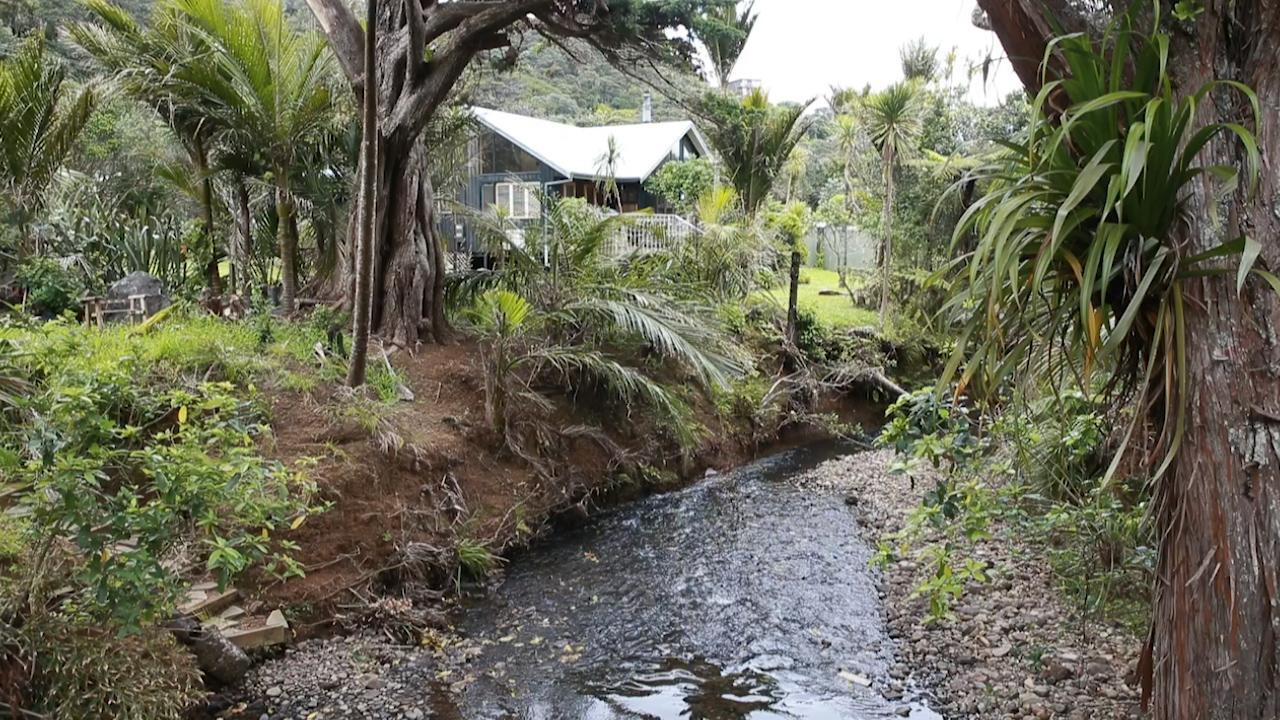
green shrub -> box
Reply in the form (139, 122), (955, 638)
(16, 258), (84, 317)
(879, 388), (979, 473)
(0, 315), (324, 631)
(792, 307), (880, 366)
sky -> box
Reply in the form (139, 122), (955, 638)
(729, 0), (1022, 107)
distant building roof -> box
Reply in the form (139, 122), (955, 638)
(470, 107), (709, 182)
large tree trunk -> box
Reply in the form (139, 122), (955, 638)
(978, 1), (1280, 717)
(193, 137), (222, 296)
(347, 138), (450, 349)
(1144, 3), (1280, 716)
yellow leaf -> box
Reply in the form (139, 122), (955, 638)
(178, 406), (188, 425)
(290, 515), (307, 530)
(261, 528), (269, 539)
(99, 548), (111, 563)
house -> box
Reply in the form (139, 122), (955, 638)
(440, 101), (710, 263)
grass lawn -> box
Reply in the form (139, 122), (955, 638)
(763, 267), (878, 328)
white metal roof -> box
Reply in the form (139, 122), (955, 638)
(470, 107), (709, 182)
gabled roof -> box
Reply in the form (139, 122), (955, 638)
(470, 107), (709, 183)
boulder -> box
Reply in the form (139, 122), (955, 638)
(108, 271), (166, 300)
(107, 271), (169, 317)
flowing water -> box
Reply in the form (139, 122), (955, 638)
(430, 446), (940, 720)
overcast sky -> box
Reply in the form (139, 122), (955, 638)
(729, 0), (1022, 106)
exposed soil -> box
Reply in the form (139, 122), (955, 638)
(241, 341), (875, 638)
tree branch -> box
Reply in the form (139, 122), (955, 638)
(405, 0), (425, 86)
(975, 0), (1058, 96)
(976, 0), (1089, 117)
(305, 0), (365, 88)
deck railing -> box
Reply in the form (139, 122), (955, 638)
(605, 213), (699, 257)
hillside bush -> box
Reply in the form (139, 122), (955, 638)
(15, 257), (84, 317)
(0, 312), (334, 718)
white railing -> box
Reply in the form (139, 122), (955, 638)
(605, 213), (699, 257)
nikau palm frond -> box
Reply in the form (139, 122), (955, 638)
(454, 193), (747, 456)
(0, 34), (96, 253)
(569, 290), (744, 388)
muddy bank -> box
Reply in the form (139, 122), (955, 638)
(809, 451), (1145, 719)
(246, 341), (886, 639)
(217, 446), (939, 719)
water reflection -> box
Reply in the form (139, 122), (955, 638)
(601, 658), (779, 718)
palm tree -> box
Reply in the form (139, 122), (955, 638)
(593, 134), (622, 210)
(862, 81), (921, 325)
(0, 33), (95, 259)
(70, 0), (224, 292)
(693, 89), (813, 216)
(698, 0), (757, 89)
(899, 37), (939, 83)
(832, 112), (864, 220)
(170, 0), (335, 314)
(452, 198), (744, 390)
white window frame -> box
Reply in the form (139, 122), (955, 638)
(494, 181), (541, 220)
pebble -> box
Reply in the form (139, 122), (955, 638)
(796, 450), (1146, 719)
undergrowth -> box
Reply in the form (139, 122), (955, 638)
(0, 307), (341, 716)
(875, 388), (1152, 631)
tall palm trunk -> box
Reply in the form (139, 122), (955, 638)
(234, 176), (253, 296)
(193, 136), (222, 295)
(878, 144), (895, 325)
(276, 173), (298, 313)
(347, 0), (377, 388)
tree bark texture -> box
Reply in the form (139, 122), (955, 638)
(192, 137), (222, 296)
(1147, 4), (1280, 716)
(347, 139), (449, 348)
(234, 177), (253, 295)
(979, 1), (1280, 717)
(879, 145), (895, 326)
(786, 242), (801, 348)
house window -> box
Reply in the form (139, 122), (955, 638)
(479, 132), (541, 174)
(493, 182), (541, 219)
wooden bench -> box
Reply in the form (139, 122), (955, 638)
(82, 294), (163, 328)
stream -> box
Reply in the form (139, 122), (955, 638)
(428, 445), (941, 719)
